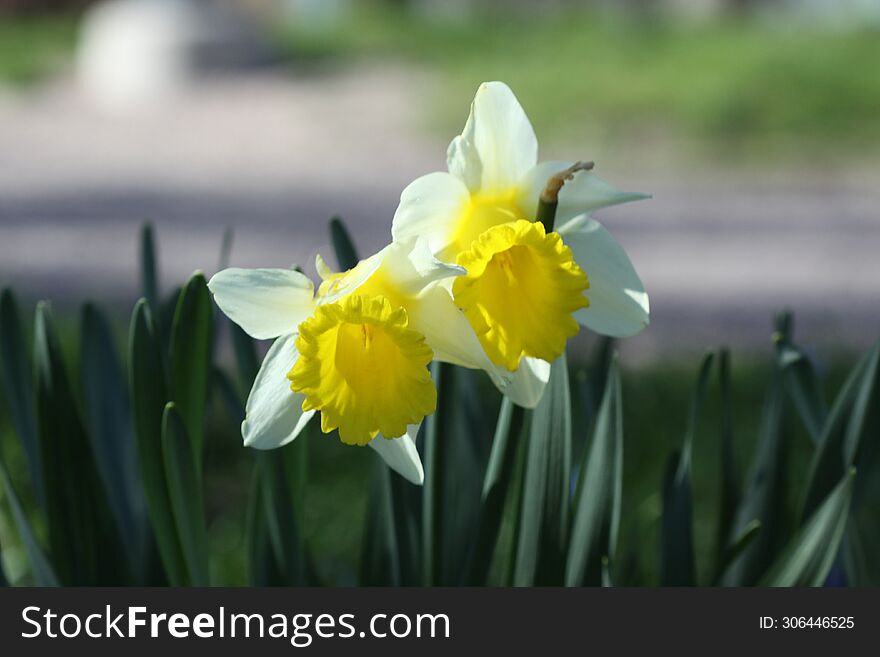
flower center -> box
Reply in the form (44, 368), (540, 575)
(444, 190), (527, 261)
(452, 220), (589, 371)
(289, 295), (436, 445)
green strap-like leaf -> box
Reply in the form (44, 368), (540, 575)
(360, 460), (402, 586)
(775, 333), (827, 443)
(601, 557), (612, 587)
(566, 356), (622, 586)
(421, 361), (451, 585)
(712, 520), (761, 584)
(140, 223), (159, 313)
(0, 538), (6, 586)
(230, 321), (259, 395)
(800, 341), (879, 521)
(212, 366), (246, 426)
(580, 336), (615, 431)
(661, 352), (714, 586)
(161, 403), (209, 586)
(721, 378), (789, 585)
(168, 273), (213, 470)
(0, 458), (59, 586)
(34, 302), (122, 584)
(329, 217), (359, 271)
(513, 352), (572, 586)
(257, 437), (310, 586)
(0, 289), (43, 505)
(715, 348), (740, 574)
(760, 470), (855, 586)
(464, 396), (525, 585)
(129, 299), (187, 585)
(245, 460), (274, 585)
(840, 522), (870, 586)
(80, 303), (148, 575)
(442, 368), (494, 585)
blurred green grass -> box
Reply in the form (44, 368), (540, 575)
(0, 14), (77, 86)
(4, 8), (878, 161)
(277, 5), (880, 161)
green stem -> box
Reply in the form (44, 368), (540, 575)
(422, 361), (454, 585)
(536, 161), (594, 233)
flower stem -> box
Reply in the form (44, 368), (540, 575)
(536, 161), (594, 232)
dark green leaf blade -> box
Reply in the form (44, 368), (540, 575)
(712, 519), (761, 584)
(257, 436), (310, 586)
(230, 321), (259, 394)
(801, 341), (879, 521)
(715, 348), (740, 573)
(566, 355), (622, 586)
(0, 458), (59, 586)
(161, 402), (209, 586)
(761, 470), (855, 586)
(140, 222), (159, 312)
(329, 216), (358, 270)
(721, 377), (789, 584)
(775, 331), (827, 443)
(0, 289), (42, 504)
(513, 353), (572, 586)
(168, 272), (213, 469)
(360, 460), (401, 586)
(245, 458), (273, 586)
(464, 396), (525, 585)
(421, 361), (450, 586)
(80, 303), (147, 573)
(129, 299), (186, 585)
(34, 302), (121, 584)
(661, 352), (714, 586)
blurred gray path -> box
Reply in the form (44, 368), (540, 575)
(1, 68), (878, 356)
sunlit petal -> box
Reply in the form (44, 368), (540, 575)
(209, 267), (315, 340)
(242, 334), (315, 449)
(558, 216), (649, 337)
(369, 424), (425, 485)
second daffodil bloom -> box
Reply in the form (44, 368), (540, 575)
(209, 237), (512, 485)
(393, 81), (650, 395)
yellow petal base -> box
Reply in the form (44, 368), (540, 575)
(289, 295), (436, 446)
(444, 189), (525, 261)
(453, 220), (589, 371)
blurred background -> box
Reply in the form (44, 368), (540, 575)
(0, 0), (878, 584)
(1, 0), (878, 354)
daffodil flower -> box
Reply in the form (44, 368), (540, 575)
(209, 237), (515, 484)
(392, 81), (650, 395)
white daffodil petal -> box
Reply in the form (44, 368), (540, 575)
(392, 171), (471, 254)
(242, 334), (315, 449)
(317, 250), (383, 305)
(209, 267), (315, 340)
(370, 424), (424, 485)
(504, 357), (551, 409)
(521, 161), (651, 228)
(449, 81), (538, 194)
(379, 238), (465, 297)
(408, 284), (512, 389)
(447, 134), (481, 192)
(559, 217), (650, 337)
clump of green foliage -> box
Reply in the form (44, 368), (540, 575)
(0, 219), (877, 587)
